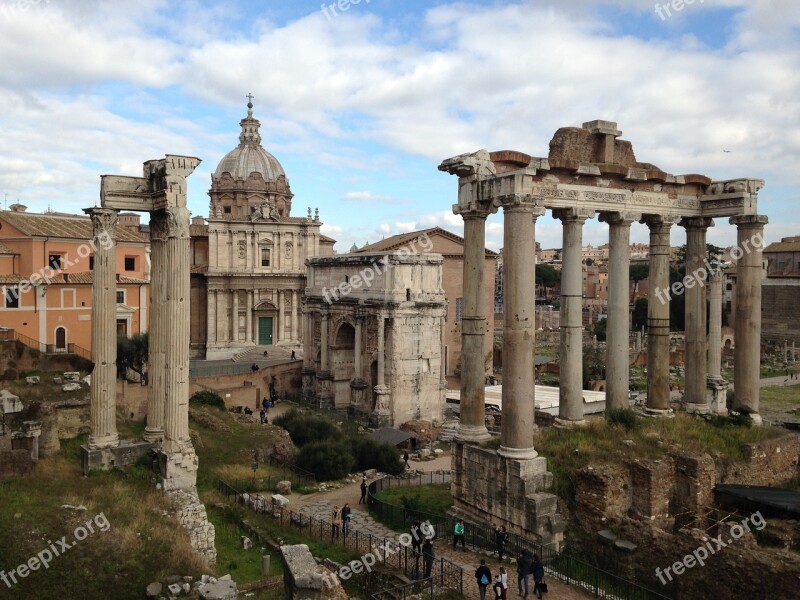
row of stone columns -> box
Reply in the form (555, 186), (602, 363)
(456, 201), (769, 454)
(206, 289), (299, 344)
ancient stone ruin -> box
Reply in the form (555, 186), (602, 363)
(440, 120), (767, 549)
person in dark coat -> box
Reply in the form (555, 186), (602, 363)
(359, 476), (368, 504)
(495, 525), (509, 561)
(531, 554), (545, 599)
(475, 559), (492, 600)
(516, 550), (533, 598)
(422, 538), (435, 578)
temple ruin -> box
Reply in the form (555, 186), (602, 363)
(441, 120), (766, 548)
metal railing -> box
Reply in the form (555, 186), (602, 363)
(367, 473), (673, 600)
(217, 479), (463, 597)
(1, 328), (91, 361)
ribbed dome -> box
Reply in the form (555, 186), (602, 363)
(212, 102), (287, 183)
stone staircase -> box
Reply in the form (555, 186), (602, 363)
(232, 346), (302, 363)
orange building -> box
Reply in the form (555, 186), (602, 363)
(0, 206), (150, 354)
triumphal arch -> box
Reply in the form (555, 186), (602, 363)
(441, 120), (766, 548)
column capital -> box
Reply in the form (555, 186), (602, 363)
(552, 207), (595, 223)
(164, 206), (191, 239)
(599, 211), (640, 226)
(494, 194), (546, 215)
(729, 214), (769, 228)
(641, 214), (680, 230)
(84, 207), (118, 235)
(453, 200), (497, 219)
(680, 216), (714, 231)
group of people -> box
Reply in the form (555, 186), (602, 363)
(259, 397), (271, 424)
(475, 550), (544, 599)
(330, 504), (352, 538)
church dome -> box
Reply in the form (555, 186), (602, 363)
(212, 101), (287, 184)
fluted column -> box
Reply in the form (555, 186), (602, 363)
(291, 290), (298, 342)
(301, 302), (316, 400)
(231, 290), (239, 342)
(730, 215), (768, 423)
(682, 217), (713, 414)
(246, 290), (253, 343)
(144, 211), (167, 442)
(85, 208), (119, 449)
(455, 209), (494, 443)
(162, 206), (192, 453)
(600, 212), (638, 411)
(554, 208), (593, 426)
(376, 314), (385, 387)
(320, 309), (330, 373)
(497, 195), (545, 459)
(644, 216), (674, 414)
(278, 290), (286, 342)
(372, 311), (391, 424)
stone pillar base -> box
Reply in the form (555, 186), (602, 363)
(87, 433), (120, 451)
(350, 378), (369, 411)
(315, 371), (334, 409)
(158, 447), (199, 491)
(455, 423), (492, 443)
(554, 417), (587, 429)
(707, 377), (729, 415)
(684, 403), (711, 415)
(301, 367), (316, 401)
(497, 445), (538, 460)
(81, 440), (157, 475)
(142, 428), (164, 443)
(451, 441), (564, 550)
(746, 413), (763, 426)
(369, 411), (392, 428)
(643, 407), (675, 418)
(371, 384), (392, 427)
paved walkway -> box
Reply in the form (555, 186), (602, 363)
(287, 456), (596, 600)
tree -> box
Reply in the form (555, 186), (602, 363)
(632, 298), (648, 332)
(535, 263), (560, 288)
(117, 332), (148, 382)
(591, 317), (607, 342)
(585, 258), (595, 266)
(629, 264), (649, 283)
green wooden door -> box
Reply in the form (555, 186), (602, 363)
(258, 317), (273, 345)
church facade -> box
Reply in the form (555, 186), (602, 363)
(190, 102), (335, 359)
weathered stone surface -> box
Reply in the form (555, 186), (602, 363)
(0, 390), (22, 415)
(167, 487), (217, 566)
(63, 372), (81, 382)
(198, 579), (237, 600)
(25, 376), (40, 385)
(146, 582), (162, 597)
(276, 480), (292, 495)
(62, 382), (81, 392)
(255, 428), (296, 464)
(167, 583), (182, 595)
(272, 494), (289, 509)
(241, 536), (253, 550)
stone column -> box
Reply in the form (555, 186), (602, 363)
(644, 216), (674, 414)
(350, 304), (368, 410)
(144, 211), (167, 442)
(316, 307), (333, 407)
(497, 195), (545, 459)
(455, 208), (493, 442)
(682, 218), (713, 413)
(554, 208), (593, 426)
(372, 312), (391, 426)
(85, 208), (120, 449)
(301, 303), (316, 400)
(291, 290), (298, 342)
(730, 215), (768, 422)
(208, 290), (217, 345)
(246, 290), (253, 343)
(706, 270), (728, 414)
(600, 212), (638, 411)
(278, 290), (286, 342)
(231, 290), (239, 342)
(162, 206), (193, 455)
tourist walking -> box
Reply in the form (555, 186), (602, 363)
(403, 450), (410, 469)
(453, 518), (466, 549)
(410, 521), (423, 577)
(331, 505), (342, 539)
(493, 567), (508, 599)
(475, 559), (492, 600)
(531, 554), (545, 599)
(259, 409), (266, 424)
(495, 525), (509, 561)
(341, 503), (351, 536)
(422, 537), (435, 578)
(516, 550), (533, 597)
(291, 350), (296, 360)
(359, 476), (368, 504)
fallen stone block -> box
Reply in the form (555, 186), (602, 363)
(25, 376), (40, 385)
(62, 383), (81, 392)
(167, 582), (183, 596)
(276, 480), (292, 495)
(145, 582), (162, 597)
(198, 579), (237, 600)
(63, 371), (81, 382)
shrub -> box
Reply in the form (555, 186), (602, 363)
(274, 409), (342, 447)
(295, 440), (355, 481)
(1, 368), (17, 381)
(349, 436), (404, 475)
(606, 408), (640, 431)
(189, 391), (226, 410)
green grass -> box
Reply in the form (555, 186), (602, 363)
(759, 384), (800, 411)
(373, 485), (453, 517)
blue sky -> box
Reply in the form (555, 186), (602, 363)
(0, 0), (798, 252)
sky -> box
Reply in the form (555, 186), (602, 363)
(0, 0), (798, 253)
